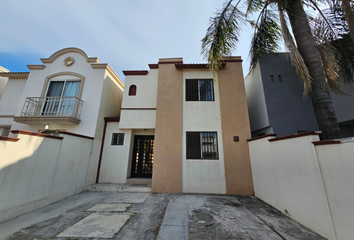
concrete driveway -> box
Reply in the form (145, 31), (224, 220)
(0, 191), (326, 240)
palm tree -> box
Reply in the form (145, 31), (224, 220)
(201, 0), (354, 140)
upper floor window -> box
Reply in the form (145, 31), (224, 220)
(129, 85), (137, 96)
(186, 79), (214, 101)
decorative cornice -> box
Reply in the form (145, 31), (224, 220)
(247, 134), (277, 142)
(27, 65), (46, 70)
(0, 72), (29, 78)
(122, 70), (148, 76)
(10, 130), (64, 140)
(148, 64), (159, 69)
(91, 63), (124, 89)
(268, 131), (321, 142)
(40, 47), (100, 64)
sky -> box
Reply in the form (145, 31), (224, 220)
(0, 0), (256, 81)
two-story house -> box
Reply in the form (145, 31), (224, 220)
(98, 57), (254, 195)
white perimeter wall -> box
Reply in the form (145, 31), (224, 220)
(182, 70), (226, 194)
(0, 132), (92, 223)
(249, 134), (354, 240)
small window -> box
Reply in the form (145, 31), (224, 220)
(112, 133), (124, 145)
(186, 132), (219, 159)
(270, 75), (274, 83)
(129, 85), (137, 96)
(186, 79), (214, 101)
(278, 75), (283, 83)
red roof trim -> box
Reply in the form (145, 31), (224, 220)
(175, 63), (226, 69)
(269, 131), (321, 142)
(158, 61), (183, 64)
(10, 130), (63, 140)
(104, 116), (120, 122)
(149, 64), (159, 69)
(312, 140), (341, 146)
(58, 131), (94, 140)
(0, 136), (20, 142)
(122, 70), (148, 76)
(247, 134), (277, 142)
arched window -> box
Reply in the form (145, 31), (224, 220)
(129, 85), (137, 96)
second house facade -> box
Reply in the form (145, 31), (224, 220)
(99, 57), (254, 195)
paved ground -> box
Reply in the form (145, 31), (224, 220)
(0, 191), (327, 240)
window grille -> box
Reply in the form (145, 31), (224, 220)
(186, 132), (219, 159)
(186, 79), (214, 101)
(112, 133), (124, 145)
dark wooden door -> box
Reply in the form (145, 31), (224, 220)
(131, 135), (154, 178)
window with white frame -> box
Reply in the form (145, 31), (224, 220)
(186, 132), (219, 159)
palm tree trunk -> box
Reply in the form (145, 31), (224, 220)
(285, 0), (340, 140)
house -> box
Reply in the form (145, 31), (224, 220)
(97, 57), (254, 195)
(0, 47), (124, 185)
(244, 53), (354, 138)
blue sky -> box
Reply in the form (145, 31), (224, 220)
(0, 0), (256, 81)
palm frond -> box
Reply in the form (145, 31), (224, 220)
(249, 5), (281, 70)
(201, 0), (246, 70)
(278, 6), (312, 95)
(245, 0), (265, 15)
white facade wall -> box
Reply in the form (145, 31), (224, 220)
(182, 70), (226, 194)
(249, 135), (354, 240)
(0, 133), (92, 223)
(119, 69), (158, 129)
(99, 123), (155, 183)
(10, 52), (107, 138)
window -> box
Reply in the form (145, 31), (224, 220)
(270, 75), (274, 83)
(186, 79), (214, 101)
(43, 80), (81, 116)
(111, 133), (124, 145)
(278, 75), (283, 83)
(186, 132), (219, 159)
(129, 85), (137, 96)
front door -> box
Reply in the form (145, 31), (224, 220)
(131, 135), (154, 178)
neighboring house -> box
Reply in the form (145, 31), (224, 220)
(0, 48), (124, 185)
(98, 57), (253, 195)
(0, 66), (9, 136)
(245, 53), (354, 138)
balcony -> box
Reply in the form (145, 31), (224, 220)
(14, 97), (83, 125)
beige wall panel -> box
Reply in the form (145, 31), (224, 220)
(151, 64), (183, 193)
(218, 60), (254, 195)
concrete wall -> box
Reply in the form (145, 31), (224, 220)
(0, 79), (26, 117)
(0, 131), (92, 223)
(181, 70), (226, 194)
(248, 133), (354, 240)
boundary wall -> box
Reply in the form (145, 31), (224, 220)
(0, 130), (93, 223)
(248, 132), (354, 240)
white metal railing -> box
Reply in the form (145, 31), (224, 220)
(21, 97), (83, 119)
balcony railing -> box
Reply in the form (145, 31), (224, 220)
(21, 97), (83, 119)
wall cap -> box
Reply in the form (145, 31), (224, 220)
(312, 140), (342, 145)
(269, 131), (321, 142)
(58, 131), (94, 140)
(0, 136), (20, 142)
(10, 130), (63, 140)
(104, 116), (120, 122)
(247, 134), (277, 142)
